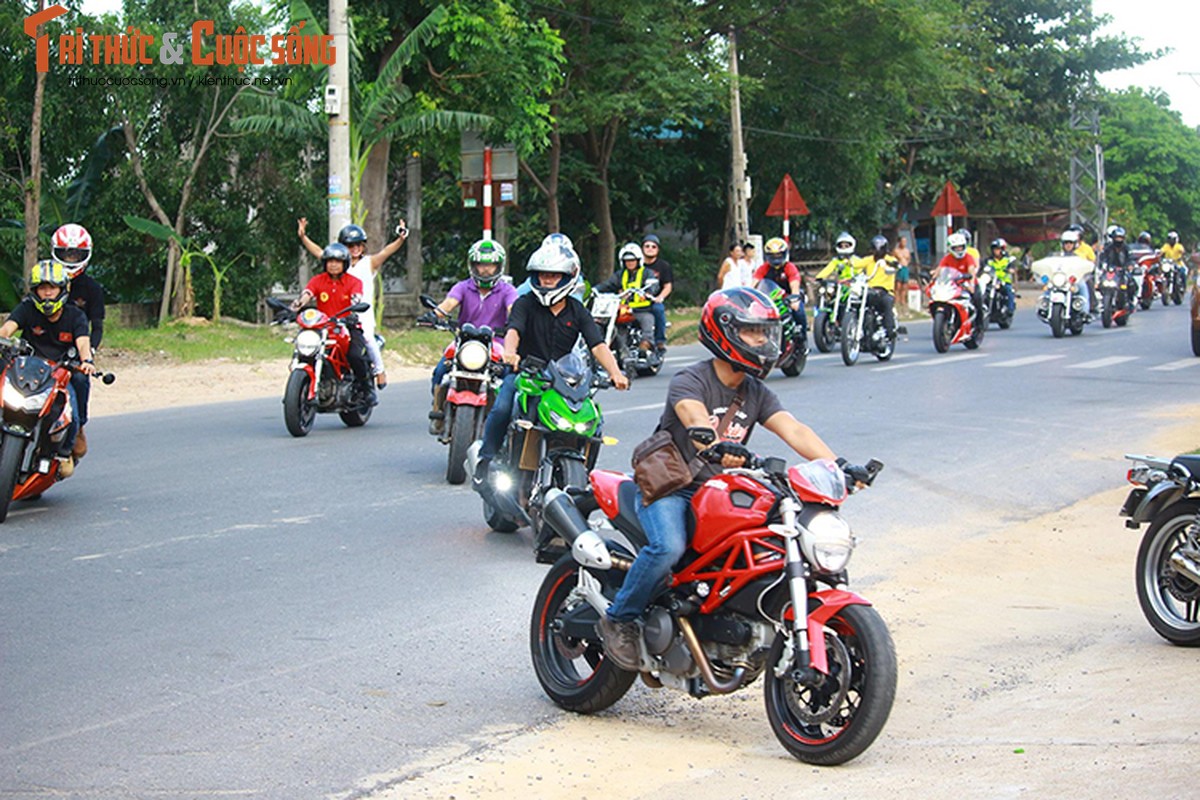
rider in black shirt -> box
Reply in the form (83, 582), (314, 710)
(52, 223), (106, 458)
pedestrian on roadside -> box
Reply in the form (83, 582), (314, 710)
(716, 243), (748, 289)
(891, 235), (912, 307)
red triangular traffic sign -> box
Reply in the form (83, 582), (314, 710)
(765, 174), (810, 218)
(932, 181), (967, 218)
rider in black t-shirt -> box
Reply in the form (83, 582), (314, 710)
(474, 241), (629, 493)
(52, 223), (106, 458)
(0, 261), (96, 476)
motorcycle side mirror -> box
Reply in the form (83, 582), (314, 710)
(349, 302), (370, 314)
(101, 372), (116, 385)
(419, 294), (439, 310)
(688, 427), (716, 446)
(762, 456), (788, 476)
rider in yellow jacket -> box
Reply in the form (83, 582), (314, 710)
(1161, 231), (1185, 263)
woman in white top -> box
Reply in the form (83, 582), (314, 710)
(298, 218), (409, 387)
(717, 243), (747, 289)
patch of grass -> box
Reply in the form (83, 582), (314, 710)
(103, 319), (292, 362)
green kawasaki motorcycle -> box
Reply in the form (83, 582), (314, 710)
(468, 351), (612, 562)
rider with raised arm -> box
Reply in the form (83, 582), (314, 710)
(596, 287), (870, 670)
(418, 239), (518, 434)
(473, 242), (629, 495)
(291, 243), (375, 406)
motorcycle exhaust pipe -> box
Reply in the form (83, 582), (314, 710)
(1169, 550), (1200, 587)
(542, 488), (612, 570)
(677, 616), (745, 695)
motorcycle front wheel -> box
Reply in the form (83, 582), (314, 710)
(813, 312), (834, 353)
(0, 432), (26, 524)
(840, 312), (861, 366)
(283, 370), (316, 437)
(530, 555), (637, 712)
(932, 309), (951, 353)
(1050, 305), (1065, 338)
(445, 405), (476, 485)
(764, 603), (897, 765)
(1101, 291), (1114, 328)
(1136, 500), (1200, 646)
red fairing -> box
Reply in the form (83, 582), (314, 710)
(442, 341), (456, 360)
(782, 589), (873, 675)
(690, 474), (775, 552)
(490, 340), (505, 362)
(788, 461), (847, 506)
(590, 469), (627, 520)
(447, 388), (487, 406)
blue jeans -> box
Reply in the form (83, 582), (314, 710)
(70, 371), (90, 427)
(430, 356), (450, 394)
(999, 282), (1015, 315)
(651, 302), (667, 345)
(478, 371), (517, 462)
(60, 382), (80, 456)
(607, 486), (694, 622)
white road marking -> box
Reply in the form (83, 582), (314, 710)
(1149, 358), (1200, 372)
(1066, 356), (1139, 370)
(986, 355), (1066, 368)
(604, 402), (665, 416)
(873, 353), (988, 372)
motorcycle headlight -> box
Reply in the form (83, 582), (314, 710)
(457, 340), (490, 372)
(2, 382), (52, 413)
(931, 285), (954, 302)
(800, 510), (856, 574)
(548, 410), (575, 431)
(1051, 272), (1068, 288)
(295, 329), (323, 358)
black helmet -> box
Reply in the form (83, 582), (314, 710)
(1111, 226), (1126, 242)
(1137, 231), (1152, 245)
(337, 224), (367, 246)
(321, 242), (352, 272)
(870, 235), (889, 256)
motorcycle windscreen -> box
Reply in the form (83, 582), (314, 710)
(788, 458), (848, 505)
(1031, 256), (1093, 284)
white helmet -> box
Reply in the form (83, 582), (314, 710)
(1061, 229), (1080, 245)
(834, 231), (856, 257)
(617, 242), (643, 268)
(526, 242), (581, 307)
(947, 232), (967, 258)
(542, 232), (575, 251)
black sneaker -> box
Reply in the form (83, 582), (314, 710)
(428, 410), (445, 436)
(596, 616), (641, 671)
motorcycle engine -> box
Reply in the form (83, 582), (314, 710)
(643, 608), (694, 675)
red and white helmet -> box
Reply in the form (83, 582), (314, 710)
(51, 223), (93, 278)
(698, 287), (782, 379)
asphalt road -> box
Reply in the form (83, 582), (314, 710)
(2, 298), (1198, 798)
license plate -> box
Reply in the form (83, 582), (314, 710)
(1050, 291), (1067, 303)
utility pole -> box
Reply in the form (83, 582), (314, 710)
(1068, 1), (1106, 236)
(728, 27), (749, 246)
(326, 0), (351, 240)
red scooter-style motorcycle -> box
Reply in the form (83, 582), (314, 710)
(267, 297), (374, 437)
(0, 337), (115, 523)
(417, 295), (505, 484)
(927, 267), (984, 352)
(530, 441), (895, 765)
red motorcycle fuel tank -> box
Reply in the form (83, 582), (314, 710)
(690, 473), (776, 552)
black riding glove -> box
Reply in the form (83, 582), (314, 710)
(711, 441), (753, 462)
(836, 457), (871, 487)
(416, 310), (438, 326)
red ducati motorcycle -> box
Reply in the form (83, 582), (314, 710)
(0, 337), (114, 523)
(530, 446), (895, 765)
(417, 295), (505, 484)
(927, 267), (984, 352)
(267, 297), (373, 437)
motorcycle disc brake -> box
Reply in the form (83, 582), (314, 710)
(785, 632), (852, 726)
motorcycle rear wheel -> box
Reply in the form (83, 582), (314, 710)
(530, 555), (637, 712)
(283, 370), (316, 437)
(445, 405), (476, 485)
(780, 340), (808, 377)
(1140, 292), (1152, 311)
(1135, 500), (1200, 646)
(339, 403), (372, 428)
(764, 603), (896, 765)
(0, 432), (26, 524)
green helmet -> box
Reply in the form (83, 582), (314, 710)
(468, 239), (506, 288)
(30, 259), (70, 316)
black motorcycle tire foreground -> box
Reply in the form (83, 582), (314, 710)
(0, 338), (115, 524)
(1121, 454), (1200, 646)
(530, 450), (896, 765)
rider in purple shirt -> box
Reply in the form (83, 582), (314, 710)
(420, 239), (517, 434)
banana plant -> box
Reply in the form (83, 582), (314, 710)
(122, 215), (244, 321)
